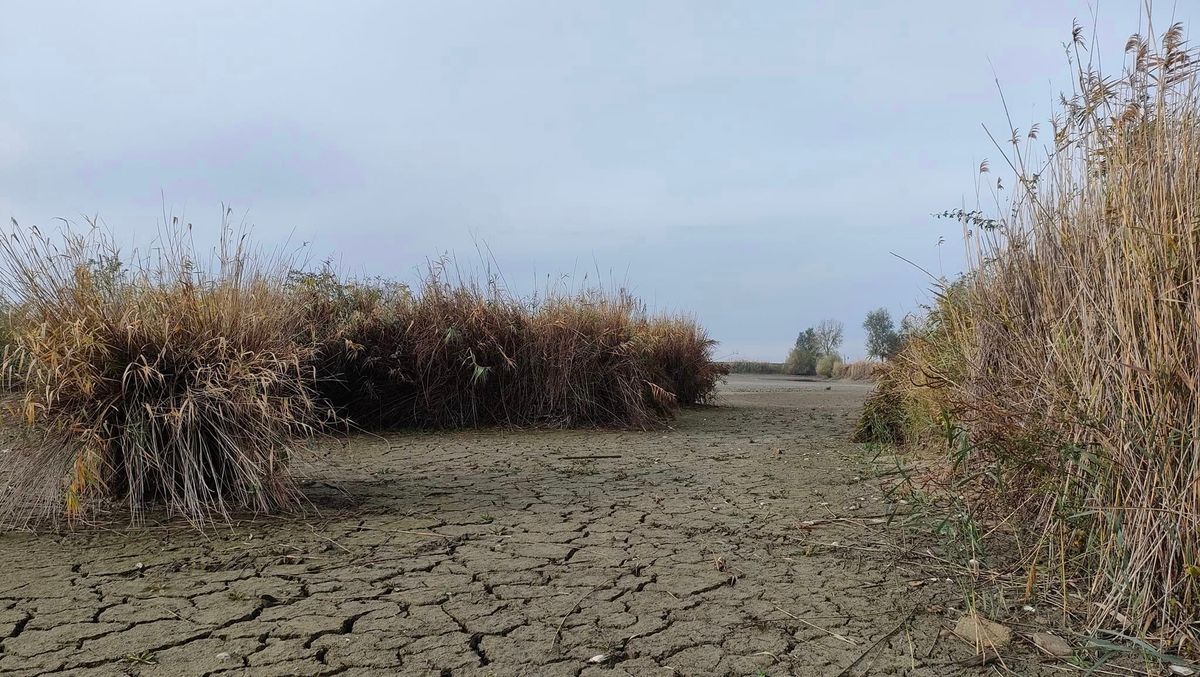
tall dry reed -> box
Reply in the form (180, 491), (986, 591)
(833, 359), (881, 381)
(294, 266), (722, 430)
(0, 224), (723, 525)
(0, 221), (327, 525)
(869, 21), (1200, 649)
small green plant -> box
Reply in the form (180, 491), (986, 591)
(119, 651), (157, 666)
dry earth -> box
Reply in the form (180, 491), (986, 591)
(0, 374), (1065, 676)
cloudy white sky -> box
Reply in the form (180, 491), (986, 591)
(1, 1), (1194, 359)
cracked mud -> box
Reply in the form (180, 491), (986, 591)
(0, 375), (1054, 675)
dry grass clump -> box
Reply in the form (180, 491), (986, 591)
(815, 353), (843, 378)
(833, 360), (880, 381)
(853, 284), (971, 446)
(0, 223), (327, 526)
(633, 315), (725, 406)
(722, 361), (786, 374)
(851, 367), (909, 445)
(871, 22), (1200, 650)
(524, 293), (676, 426)
(296, 267), (723, 430)
(0, 226), (722, 525)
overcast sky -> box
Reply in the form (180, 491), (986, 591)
(1, 2), (1194, 359)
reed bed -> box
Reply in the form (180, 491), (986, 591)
(0, 227), (722, 526)
(833, 360), (880, 381)
(721, 360), (786, 375)
(633, 315), (724, 406)
(297, 267), (720, 430)
(0, 224), (326, 526)
(861, 23), (1200, 650)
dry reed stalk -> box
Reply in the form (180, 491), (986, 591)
(0, 227), (723, 526)
(866, 19), (1200, 650)
(0, 218), (328, 526)
(295, 267), (723, 430)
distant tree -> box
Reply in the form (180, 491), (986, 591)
(863, 308), (902, 359)
(814, 319), (844, 357)
(785, 327), (819, 375)
(795, 327), (818, 353)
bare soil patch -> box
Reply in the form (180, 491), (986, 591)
(0, 375), (1059, 676)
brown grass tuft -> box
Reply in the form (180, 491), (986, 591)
(0, 224), (723, 526)
(295, 266), (723, 430)
(833, 360), (880, 381)
(0, 221), (328, 526)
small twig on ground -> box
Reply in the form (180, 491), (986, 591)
(834, 606), (918, 677)
(553, 580), (615, 646)
(559, 454), (624, 460)
(156, 606), (187, 621)
(308, 525), (352, 554)
(351, 526), (448, 538)
(773, 605), (857, 646)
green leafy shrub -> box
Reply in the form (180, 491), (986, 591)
(815, 353), (842, 378)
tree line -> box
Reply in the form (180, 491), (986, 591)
(785, 308), (902, 376)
